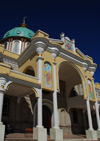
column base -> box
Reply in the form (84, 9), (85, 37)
(50, 128), (63, 141)
(0, 124), (5, 141)
(33, 127), (47, 141)
(86, 129), (97, 140)
(97, 130), (100, 138)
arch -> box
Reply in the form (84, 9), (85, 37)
(5, 82), (38, 98)
(58, 61), (86, 98)
(33, 99), (53, 127)
(23, 66), (35, 77)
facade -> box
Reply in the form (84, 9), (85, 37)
(0, 21), (100, 141)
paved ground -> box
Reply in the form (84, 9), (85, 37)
(5, 133), (97, 141)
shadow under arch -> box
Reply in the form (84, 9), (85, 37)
(58, 61), (86, 98)
(5, 82), (38, 98)
(23, 66), (35, 77)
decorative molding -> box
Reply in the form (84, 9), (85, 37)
(49, 38), (63, 44)
(36, 56), (44, 61)
(10, 70), (39, 80)
(0, 63), (11, 68)
(82, 62), (88, 72)
(3, 58), (18, 67)
(47, 47), (59, 60)
(88, 67), (96, 76)
(76, 48), (88, 59)
(34, 41), (46, 55)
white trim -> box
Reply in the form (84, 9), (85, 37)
(0, 63), (11, 69)
(10, 70), (39, 80)
(76, 48), (88, 59)
(49, 38), (64, 44)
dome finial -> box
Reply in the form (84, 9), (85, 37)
(23, 16), (27, 23)
(20, 16), (28, 28)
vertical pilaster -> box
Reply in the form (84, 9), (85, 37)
(0, 77), (6, 141)
(35, 41), (46, 128)
(33, 41), (47, 141)
(50, 48), (63, 141)
(52, 61), (59, 128)
(95, 100), (100, 130)
(92, 78), (100, 130)
(86, 97), (93, 130)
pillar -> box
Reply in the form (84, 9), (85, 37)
(86, 97), (97, 140)
(33, 41), (47, 141)
(0, 77), (6, 141)
(92, 78), (100, 138)
(50, 48), (63, 141)
(86, 97), (93, 130)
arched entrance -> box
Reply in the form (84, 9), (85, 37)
(42, 105), (52, 134)
(58, 62), (86, 135)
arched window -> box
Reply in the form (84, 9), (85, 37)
(3, 97), (10, 117)
(69, 87), (78, 97)
(13, 41), (20, 54)
(4, 42), (8, 50)
(73, 110), (78, 124)
(25, 42), (30, 49)
(44, 62), (52, 88)
(24, 66), (35, 77)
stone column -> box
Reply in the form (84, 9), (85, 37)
(33, 41), (47, 141)
(86, 97), (93, 130)
(86, 97), (97, 140)
(52, 61), (59, 128)
(0, 77), (6, 141)
(92, 78), (100, 138)
(95, 100), (100, 130)
(50, 48), (63, 141)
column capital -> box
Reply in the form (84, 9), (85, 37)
(36, 56), (44, 61)
(52, 61), (57, 65)
(92, 78), (95, 81)
(0, 77), (6, 92)
(34, 41), (46, 55)
(48, 47), (59, 60)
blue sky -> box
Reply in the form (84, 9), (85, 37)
(0, 0), (100, 82)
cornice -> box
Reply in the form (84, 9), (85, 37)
(49, 38), (64, 44)
(76, 48), (88, 59)
(0, 37), (97, 73)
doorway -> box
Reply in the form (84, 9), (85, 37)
(42, 105), (51, 134)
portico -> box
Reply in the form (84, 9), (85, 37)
(0, 22), (100, 141)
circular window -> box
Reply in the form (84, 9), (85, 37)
(28, 33), (32, 37)
(6, 32), (10, 37)
(16, 30), (21, 34)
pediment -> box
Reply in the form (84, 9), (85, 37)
(32, 29), (49, 39)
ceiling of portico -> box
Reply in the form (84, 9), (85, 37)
(6, 84), (34, 97)
(59, 63), (81, 84)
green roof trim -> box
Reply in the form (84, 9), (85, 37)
(2, 27), (35, 39)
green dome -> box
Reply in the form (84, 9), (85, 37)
(3, 27), (35, 39)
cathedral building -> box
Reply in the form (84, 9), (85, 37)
(0, 20), (100, 141)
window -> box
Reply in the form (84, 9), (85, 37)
(25, 42), (30, 49)
(25, 66), (35, 77)
(4, 42), (8, 50)
(13, 41), (19, 54)
(3, 97), (9, 117)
